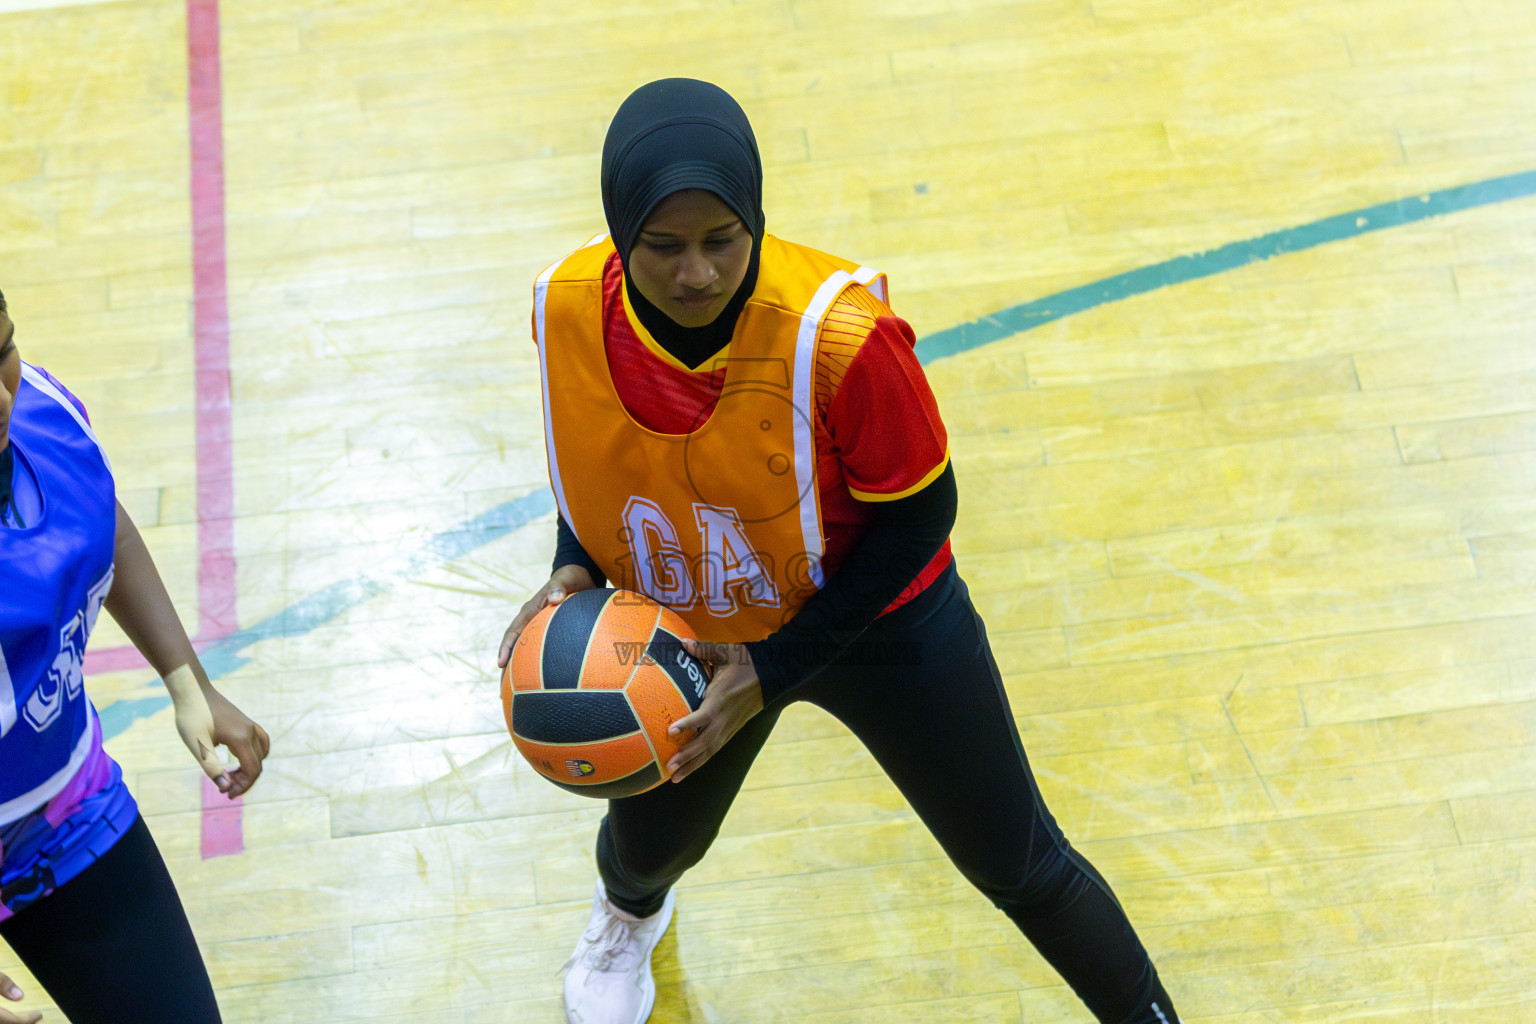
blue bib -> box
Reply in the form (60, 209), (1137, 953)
(0, 365), (117, 823)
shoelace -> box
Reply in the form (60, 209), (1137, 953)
(561, 911), (642, 976)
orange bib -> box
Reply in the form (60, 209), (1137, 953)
(535, 234), (887, 642)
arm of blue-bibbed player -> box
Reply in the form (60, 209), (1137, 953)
(103, 501), (270, 797)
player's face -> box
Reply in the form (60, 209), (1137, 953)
(628, 189), (753, 329)
(0, 312), (18, 453)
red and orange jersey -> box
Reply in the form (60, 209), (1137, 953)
(534, 235), (951, 642)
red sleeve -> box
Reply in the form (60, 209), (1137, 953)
(825, 315), (949, 501)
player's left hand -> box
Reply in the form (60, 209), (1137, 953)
(205, 684), (271, 798)
(666, 641), (763, 783)
(165, 665), (271, 799)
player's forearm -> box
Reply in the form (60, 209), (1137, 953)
(747, 462), (958, 702)
(102, 500), (202, 680)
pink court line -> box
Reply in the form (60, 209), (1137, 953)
(188, 0), (238, 642)
(201, 773), (245, 858)
(185, 0), (242, 859)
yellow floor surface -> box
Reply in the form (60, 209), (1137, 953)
(4, 0), (1536, 1020)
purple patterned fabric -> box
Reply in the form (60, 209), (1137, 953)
(0, 717), (138, 922)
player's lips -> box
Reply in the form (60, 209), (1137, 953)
(674, 292), (719, 308)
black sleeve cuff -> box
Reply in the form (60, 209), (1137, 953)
(553, 513), (608, 587)
(747, 462), (957, 704)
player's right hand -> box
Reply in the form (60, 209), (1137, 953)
(0, 973), (42, 1024)
(496, 565), (597, 669)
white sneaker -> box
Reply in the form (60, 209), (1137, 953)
(562, 880), (675, 1024)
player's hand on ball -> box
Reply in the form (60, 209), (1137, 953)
(666, 640), (763, 783)
(497, 565), (597, 669)
(0, 973), (42, 1024)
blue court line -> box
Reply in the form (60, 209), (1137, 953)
(97, 488), (556, 739)
(913, 168), (1536, 364)
(98, 170), (1536, 740)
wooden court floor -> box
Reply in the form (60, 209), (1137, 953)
(5, 0), (1536, 1020)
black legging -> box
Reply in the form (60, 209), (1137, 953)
(598, 564), (1181, 1024)
(0, 816), (222, 1024)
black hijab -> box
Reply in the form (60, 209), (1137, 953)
(601, 79), (765, 369)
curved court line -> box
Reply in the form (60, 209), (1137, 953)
(96, 167), (1536, 744)
(96, 489), (557, 739)
(914, 168), (1536, 365)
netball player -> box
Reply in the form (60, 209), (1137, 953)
(0, 290), (269, 1023)
(498, 80), (1183, 1024)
